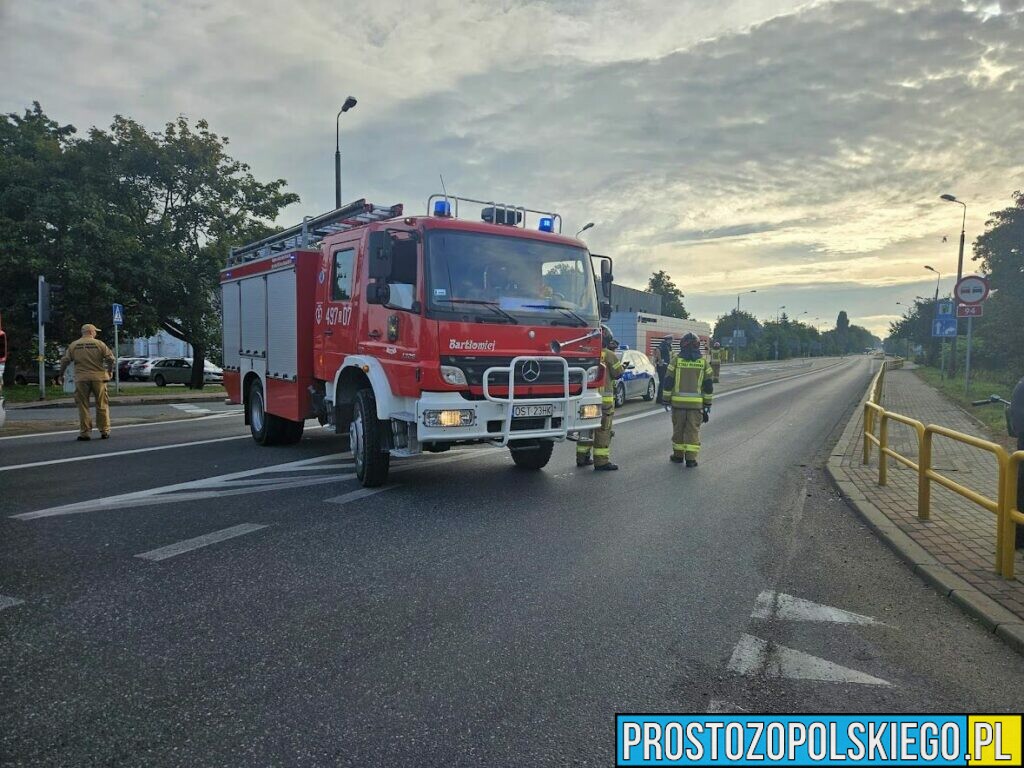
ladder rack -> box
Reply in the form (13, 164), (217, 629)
(227, 199), (403, 265)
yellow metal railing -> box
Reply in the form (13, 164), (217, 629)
(861, 360), (1020, 579)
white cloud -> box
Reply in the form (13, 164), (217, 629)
(2, 0), (1022, 334)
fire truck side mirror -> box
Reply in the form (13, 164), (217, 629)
(597, 256), (613, 298)
(366, 282), (391, 306)
(367, 231), (394, 280)
(600, 301), (612, 320)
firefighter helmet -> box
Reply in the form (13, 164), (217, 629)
(679, 333), (700, 353)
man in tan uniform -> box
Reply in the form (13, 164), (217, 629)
(60, 323), (115, 441)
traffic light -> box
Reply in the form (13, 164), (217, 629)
(47, 283), (64, 326)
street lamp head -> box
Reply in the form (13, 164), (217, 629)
(341, 96), (358, 113)
(924, 265), (937, 274)
(576, 222), (595, 236)
(939, 194), (957, 203)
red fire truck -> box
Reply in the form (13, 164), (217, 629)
(221, 194), (612, 486)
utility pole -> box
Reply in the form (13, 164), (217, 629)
(940, 194), (967, 375)
(37, 275), (46, 400)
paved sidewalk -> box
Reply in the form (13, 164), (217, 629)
(829, 363), (1024, 653)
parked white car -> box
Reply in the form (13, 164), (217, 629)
(129, 358), (165, 381)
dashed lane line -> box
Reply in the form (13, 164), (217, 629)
(0, 434), (251, 474)
(0, 594), (26, 612)
(135, 523), (269, 562)
(326, 486), (398, 505)
(0, 409), (243, 441)
(727, 633), (891, 686)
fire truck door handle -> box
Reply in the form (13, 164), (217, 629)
(323, 330), (333, 336)
(368, 329), (382, 339)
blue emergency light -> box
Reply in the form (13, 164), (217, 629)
(433, 200), (452, 217)
(538, 217), (554, 232)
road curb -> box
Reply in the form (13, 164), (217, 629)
(825, 365), (1024, 657)
(7, 394), (227, 410)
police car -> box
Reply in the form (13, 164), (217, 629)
(614, 346), (658, 407)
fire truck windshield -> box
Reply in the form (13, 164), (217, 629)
(425, 230), (599, 325)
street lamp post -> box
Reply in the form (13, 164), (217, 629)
(335, 96), (357, 209)
(736, 289), (756, 313)
(940, 194), (967, 373)
(575, 222), (595, 237)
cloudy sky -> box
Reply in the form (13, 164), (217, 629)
(3, 0), (1022, 335)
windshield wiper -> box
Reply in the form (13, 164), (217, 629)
(436, 298), (518, 324)
(520, 304), (590, 327)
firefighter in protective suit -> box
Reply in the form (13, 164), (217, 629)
(710, 341), (723, 383)
(664, 333), (714, 466)
(577, 325), (625, 471)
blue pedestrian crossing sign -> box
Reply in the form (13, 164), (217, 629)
(932, 316), (957, 338)
(112, 303), (124, 327)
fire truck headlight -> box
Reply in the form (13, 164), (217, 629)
(440, 365), (468, 386)
(423, 409), (475, 428)
(579, 404), (601, 420)
(586, 366), (600, 383)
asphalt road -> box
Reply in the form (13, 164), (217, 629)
(3, 356), (1023, 766)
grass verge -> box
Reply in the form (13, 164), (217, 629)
(913, 365), (1015, 442)
(2, 383), (226, 404)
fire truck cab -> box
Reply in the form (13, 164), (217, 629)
(221, 195), (612, 487)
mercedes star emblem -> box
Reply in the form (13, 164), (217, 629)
(521, 359), (541, 383)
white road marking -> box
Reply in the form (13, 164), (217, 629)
(727, 634), (891, 686)
(706, 700), (749, 713)
(0, 434), (251, 474)
(752, 591), (884, 625)
(0, 409), (243, 441)
(326, 486), (397, 505)
(171, 404), (213, 415)
(135, 523), (268, 562)
(0, 594), (26, 612)
(11, 453), (353, 519)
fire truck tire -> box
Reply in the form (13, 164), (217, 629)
(352, 388), (390, 487)
(509, 439), (555, 470)
(281, 419), (304, 444)
(248, 378), (288, 446)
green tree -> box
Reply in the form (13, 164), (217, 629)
(646, 270), (689, 319)
(972, 190), (1024, 372)
(0, 104), (299, 389)
(835, 310), (850, 353)
(713, 310), (762, 360)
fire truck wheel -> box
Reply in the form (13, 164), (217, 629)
(509, 439), (555, 470)
(248, 378), (288, 445)
(281, 419), (304, 444)
(352, 388), (390, 487)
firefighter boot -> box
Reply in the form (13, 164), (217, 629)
(594, 462), (619, 471)
(685, 459), (698, 468)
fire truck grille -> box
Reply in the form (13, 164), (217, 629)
(442, 356), (597, 388)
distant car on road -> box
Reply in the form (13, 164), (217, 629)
(614, 348), (658, 407)
(149, 358), (223, 387)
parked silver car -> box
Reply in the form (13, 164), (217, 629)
(150, 358), (223, 387)
(129, 357), (165, 381)
(614, 348), (658, 407)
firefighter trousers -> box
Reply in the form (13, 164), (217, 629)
(578, 404), (614, 466)
(671, 407), (703, 460)
(75, 380), (110, 437)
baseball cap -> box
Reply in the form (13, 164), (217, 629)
(81, 323), (101, 334)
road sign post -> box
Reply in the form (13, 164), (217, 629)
(112, 303), (124, 394)
(37, 275), (46, 400)
(954, 275), (988, 396)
